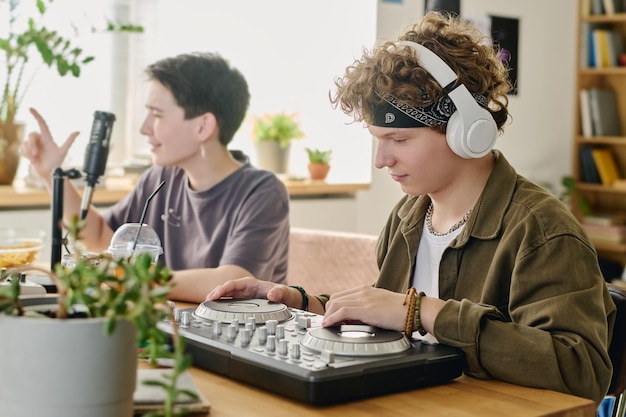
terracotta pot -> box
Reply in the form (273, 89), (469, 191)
(308, 163), (330, 180)
(0, 122), (24, 185)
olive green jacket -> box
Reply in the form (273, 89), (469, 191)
(372, 151), (614, 403)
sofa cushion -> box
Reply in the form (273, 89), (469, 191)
(287, 228), (379, 296)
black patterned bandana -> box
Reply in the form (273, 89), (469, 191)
(372, 90), (488, 128)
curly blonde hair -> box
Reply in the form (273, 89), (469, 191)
(330, 12), (511, 134)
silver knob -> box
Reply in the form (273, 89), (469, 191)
(173, 308), (182, 323)
(276, 324), (285, 340)
(266, 319), (278, 335)
(213, 321), (222, 336)
(245, 322), (255, 335)
(241, 328), (251, 345)
(278, 339), (289, 356)
(258, 326), (268, 343)
(227, 324), (238, 340)
(180, 311), (191, 327)
(291, 343), (301, 360)
(266, 335), (276, 353)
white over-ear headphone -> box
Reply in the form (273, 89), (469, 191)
(396, 41), (498, 159)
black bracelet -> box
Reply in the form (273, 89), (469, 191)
(289, 285), (308, 311)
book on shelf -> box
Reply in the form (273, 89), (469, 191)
(591, 147), (621, 185)
(602, 0), (616, 14)
(584, 0), (626, 16)
(583, 24), (624, 69)
(579, 89), (593, 137)
(588, 88), (622, 136)
(591, 0), (606, 14)
(606, 30), (624, 67)
(584, 23), (602, 68)
(580, 146), (602, 183)
(592, 29), (612, 68)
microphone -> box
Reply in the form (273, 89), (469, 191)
(79, 111), (116, 220)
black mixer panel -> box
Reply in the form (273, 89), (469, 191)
(159, 299), (465, 405)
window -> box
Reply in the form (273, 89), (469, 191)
(13, 0), (377, 183)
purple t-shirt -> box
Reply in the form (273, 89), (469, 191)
(103, 157), (289, 284)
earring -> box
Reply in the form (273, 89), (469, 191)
(200, 144), (206, 159)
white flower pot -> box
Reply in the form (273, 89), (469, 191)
(255, 141), (290, 173)
(0, 316), (137, 417)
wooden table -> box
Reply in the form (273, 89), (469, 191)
(185, 365), (596, 417)
(164, 300), (596, 417)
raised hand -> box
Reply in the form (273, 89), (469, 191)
(19, 108), (79, 184)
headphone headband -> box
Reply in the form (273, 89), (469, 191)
(395, 41), (497, 159)
(396, 41), (457, 87)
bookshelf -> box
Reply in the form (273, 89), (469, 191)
(574, 1), (626, 264)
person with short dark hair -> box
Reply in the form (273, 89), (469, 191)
(208, 13), (614, 404)
(21, 52), (290, 303)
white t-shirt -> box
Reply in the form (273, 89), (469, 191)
(411, 221), (465, 343)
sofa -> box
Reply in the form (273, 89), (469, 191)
(287, 227), (379, 296)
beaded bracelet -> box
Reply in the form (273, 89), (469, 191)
(414, 291), (427, 336)
(289, 285), (309, 311)
(403, 288), (417, 337)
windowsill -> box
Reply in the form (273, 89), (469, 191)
(0, 177), (370, 210)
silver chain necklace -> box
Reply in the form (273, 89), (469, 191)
(425, 202), (472, 237)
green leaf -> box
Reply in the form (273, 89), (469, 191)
(56, 57), (69, 75)
(36, 0), (46, 14)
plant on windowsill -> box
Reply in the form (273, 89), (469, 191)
(305, 147), (332, 181)
(252, 112), (305, 174)
(0, 0), (143, 185)
(560, 175), (592, 218)
(0, 216), (195, 417)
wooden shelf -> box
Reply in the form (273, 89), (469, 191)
(582, 12), (626, 23)
(0, 178), (370, 210)
(577, 182), (626, 194)
(573, 2), (626, 264)
(579, 67), (626, 75)
(576, 136), (626, 144)
(591, 239), (626, 253)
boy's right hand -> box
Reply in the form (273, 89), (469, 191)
(19, 108), (79, 184)
(207, 277), (301, 309)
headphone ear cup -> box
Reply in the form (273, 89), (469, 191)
(446, 109), (497, 159)
(445, 111), (466, 157)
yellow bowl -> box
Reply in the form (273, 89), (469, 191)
(0, 229), (45, 269)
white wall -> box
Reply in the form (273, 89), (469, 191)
(291, 0), (578, 236)
(3, 0), (580, 241)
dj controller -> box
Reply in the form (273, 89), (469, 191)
(158, 298), (465, 405)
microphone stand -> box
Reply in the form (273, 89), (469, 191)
(50, 167), (81, 271)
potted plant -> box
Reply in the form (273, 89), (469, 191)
(0, 0), (142, 185)
(305, 147), (332, 181)
(0, 217), (195, 417)
(560, 175), (593, 218)
(252, 112), (305, 173)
